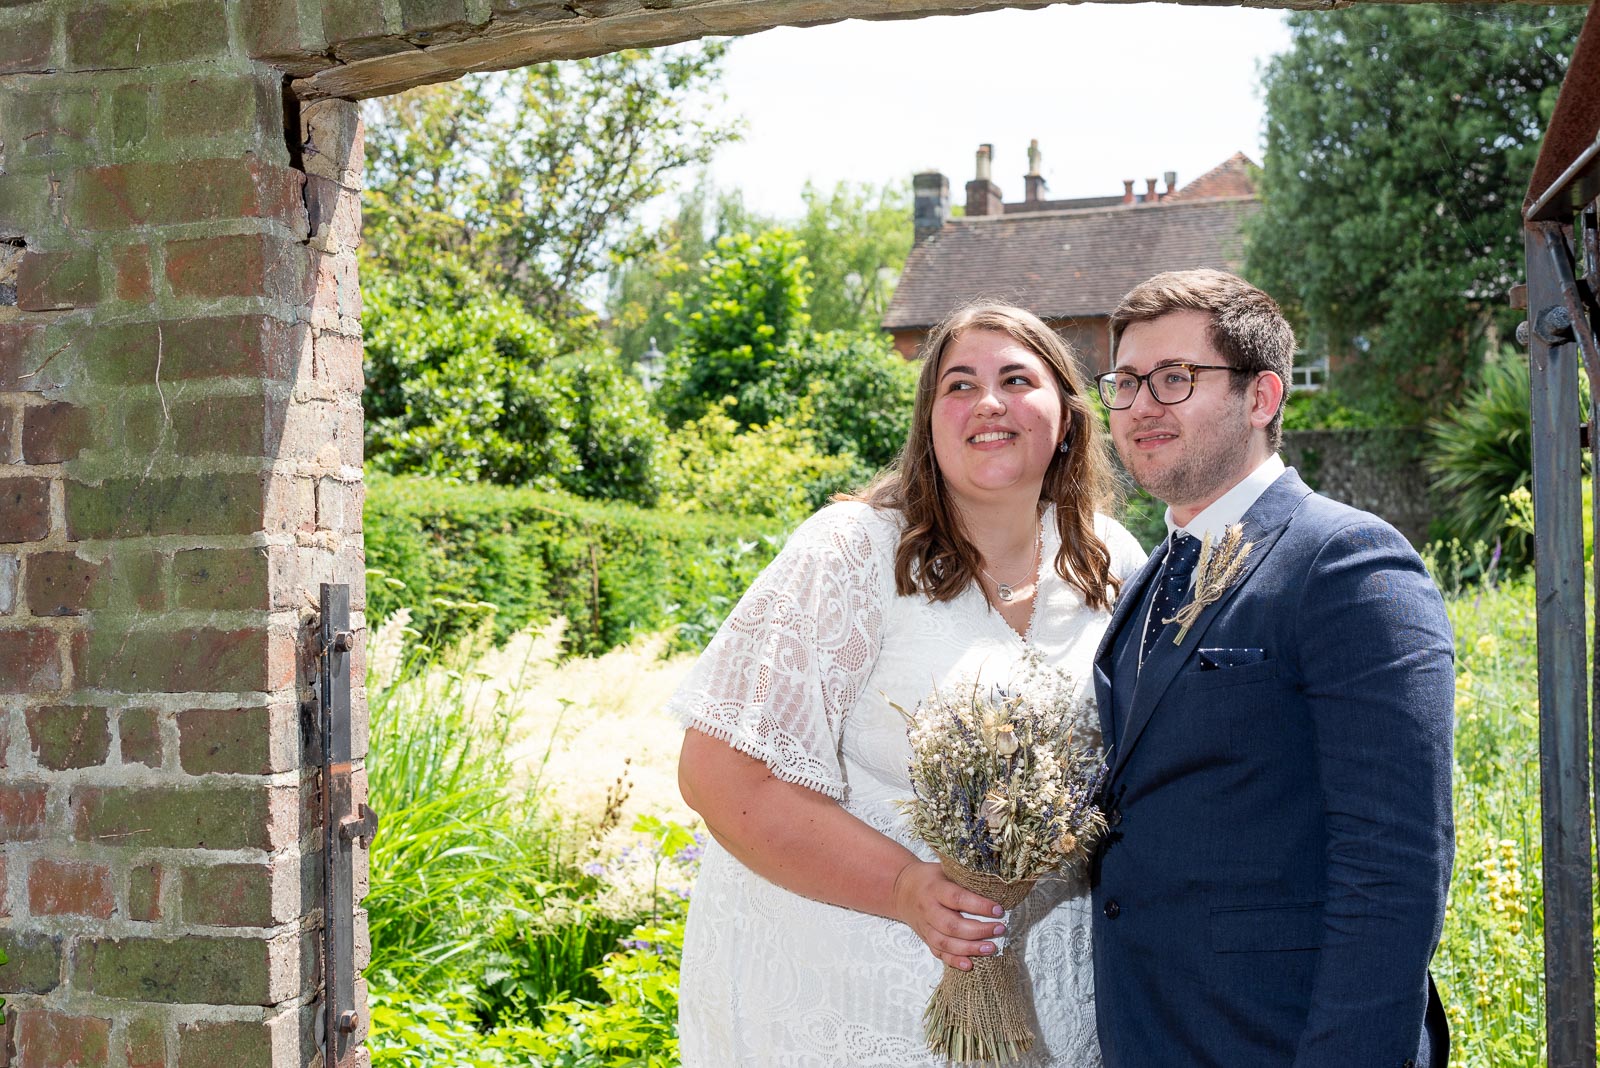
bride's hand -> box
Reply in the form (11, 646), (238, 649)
(890, 861), (1006, 970)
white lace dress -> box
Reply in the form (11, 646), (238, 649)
(668, 500), (1147, 1067)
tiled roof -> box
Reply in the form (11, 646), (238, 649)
(882, 196), (1259, 330)
(1166, 152), (1257, 201)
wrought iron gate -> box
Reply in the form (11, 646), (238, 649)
(1524, 2), (1600, 1063)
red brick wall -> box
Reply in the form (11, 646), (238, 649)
(0, 6), (369, 1065)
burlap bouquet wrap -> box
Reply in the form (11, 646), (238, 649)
(924, 855), (1040, 1065)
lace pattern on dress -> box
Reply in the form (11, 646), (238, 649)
(667, 503), (895, 800)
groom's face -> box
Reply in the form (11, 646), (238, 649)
(1108, 310), (1255, 521)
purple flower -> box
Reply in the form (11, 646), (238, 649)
(583, 861), (606, 877)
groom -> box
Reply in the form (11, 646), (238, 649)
(1089, 269), (1454, 1067)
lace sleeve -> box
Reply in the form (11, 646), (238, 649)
(666, 503), (895, 800)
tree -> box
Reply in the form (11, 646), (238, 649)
(363, 45), (740, 318)
(790, 180), (912, 336)
(607, 178), (912, 365)
(1247, 6), (1583, 423)
(606, 180), (762, 367)
(656, 229), (814, 429)
(653, 227), (918, 484)
(364, 263), (665, 504)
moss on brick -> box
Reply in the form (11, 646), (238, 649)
(74, 625), (273, 693)
(0, 929), (62, 994)
(72, 784), (277, 850)
(128, 863), (165, 923)
(118, 707), (163, 768)
(65, 2), (229, 70)
(66, 473), (265, 540)
(76, 935), (273, 1005)
(25, 704), (110, 769)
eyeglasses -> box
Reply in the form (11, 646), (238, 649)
(1094, 363), (1248, 409)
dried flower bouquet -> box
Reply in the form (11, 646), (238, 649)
(897, 656), (1108, 1065)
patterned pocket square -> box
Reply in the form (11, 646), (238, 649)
(1197, 647), (1267, 671)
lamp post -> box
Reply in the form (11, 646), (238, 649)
(640, 336), (664, 392)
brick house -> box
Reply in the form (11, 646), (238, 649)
(883, 143), (1262, 383)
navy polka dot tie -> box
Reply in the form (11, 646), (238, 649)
(1141, 533), (1202, 664)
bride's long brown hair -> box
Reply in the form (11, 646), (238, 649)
(844, 302), (1121, 611)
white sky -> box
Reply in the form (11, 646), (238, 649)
(702, 3), (1294, 217)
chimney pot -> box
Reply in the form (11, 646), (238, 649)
(976, 144), (993, 182)
(913, 171), (950, 245)
(1024, 140), (1047, 204)
(1146, 178), (1158, 200)
(1122, 180), (1135, 205)
(1164, 170), (1178, 195)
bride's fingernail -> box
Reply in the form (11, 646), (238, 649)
(991, 906), (1004, 917)
(993, 924), (1007, 936)
(978, 942), (995, 955)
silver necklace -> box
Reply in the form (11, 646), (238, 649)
(980, 526), (1043, 603)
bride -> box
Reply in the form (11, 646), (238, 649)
(670, 302), (1146, 1066)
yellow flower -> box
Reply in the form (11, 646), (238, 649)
(1475, 634), (1498, 657)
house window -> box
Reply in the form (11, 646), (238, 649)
(1290, 354), (1328, 392)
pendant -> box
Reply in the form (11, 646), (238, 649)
(996, 583), (1015, 602)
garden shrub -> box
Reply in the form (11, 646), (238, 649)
(365, 474), (785, 654)
(1426, 355), (1588, 571)
(655, 400), (855, 520)
(365, 264), (667, 506)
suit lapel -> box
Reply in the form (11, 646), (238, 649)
(1094, 543), (1167, 752)
(1106, 470), (1315, 785)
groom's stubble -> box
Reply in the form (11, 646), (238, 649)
(1114, 387), (1255, 512)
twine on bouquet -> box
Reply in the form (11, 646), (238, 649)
(925, 858), (1038, 1064)
(897, 655), (1109, 1067)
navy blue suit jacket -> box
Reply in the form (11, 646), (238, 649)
(1090, 469), (1454, 1068)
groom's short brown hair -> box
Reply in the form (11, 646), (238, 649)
(1109, 269), (1297, 449)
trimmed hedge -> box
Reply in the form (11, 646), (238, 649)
(364, 474), (787, 655)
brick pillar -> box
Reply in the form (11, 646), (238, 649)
(0, 5), (368, 1067)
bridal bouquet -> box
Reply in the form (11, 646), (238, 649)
(898, 657), (1109, 1065)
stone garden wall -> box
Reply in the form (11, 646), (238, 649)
(1281, 428), (1439, 546)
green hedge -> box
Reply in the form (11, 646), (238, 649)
(364, 474), (787, 654)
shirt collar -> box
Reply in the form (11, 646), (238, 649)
(1164, 454), (1286, 543)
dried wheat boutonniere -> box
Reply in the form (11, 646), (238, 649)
(1165, 524), (1254, 646)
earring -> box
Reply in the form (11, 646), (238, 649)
(1057, 438), (1070, 454)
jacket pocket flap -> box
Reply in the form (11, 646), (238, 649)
(1210, 902), (1323, 953)
(1188, 658), (1280, 691)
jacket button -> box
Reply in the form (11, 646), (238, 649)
(1104, 900), (1121, 919)
(1403, 1061), (1415, 1068)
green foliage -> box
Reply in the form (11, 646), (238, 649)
(788, 180), (913, 336)
(364, 474), (784, 654)
(363, 268), (666, 504)
(785, 331), (919, 474)
(608, 178), (911, 368)
(1425, 356), (1589, 570)
(607, 180), (763, 365)
(652, 226), (917, 484)
(656, 401), (854, 520)
(1247, 6), (1582, 423)
(366, 631), (697, 1068)
(519, 920), (685, 1067)
(1280, 388), (1384, 431)
(366, 645), (557, 996)
(364, 46), (739, 318)
(1430, 574), (1545, 1065)
(657, 229), (814, 428)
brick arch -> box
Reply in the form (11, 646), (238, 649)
(0, 1), (1502, 1064)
